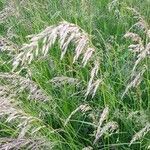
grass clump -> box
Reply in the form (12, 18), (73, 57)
(0, 0), (150, 149)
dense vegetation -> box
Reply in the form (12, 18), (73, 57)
(0, 0), (150, 149)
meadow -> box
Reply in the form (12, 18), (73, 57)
(0, 0), (150, 149)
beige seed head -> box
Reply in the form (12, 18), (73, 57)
(130, 123), (150, 146)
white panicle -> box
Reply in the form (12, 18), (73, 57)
(0, 1), (16, 23)
(127, 110), (149, 127)
(97, 107), (109, 131)
(128, 44), (144, 53)
(91, 79), (102, 98)
(123, 15), (150, 98)
(94, 121), (118, 144)
(133, 19), (148, 31)
(93, 107), (118, 144)
(0, 73), (49, 101)
(122, 67), (146, 98)
(147, 30), (150, 38)
(130, 123), (150, 146)
(124, 32), (141, 43)
(85, 61), (101, 98)
(132, 43), (150, 73)
(0, 86), (9, 97)
(0, 138), (54, 150)
(64, 104), (91, 126)
(12, 21), (101, 98)
(94, 107), (109, 144)
(0, 97), (44, 138)
(0, 37), (17, 54)
(82, 48), (95, 67)
(73, 34), (88, 63)
(13, 21), (95, 70)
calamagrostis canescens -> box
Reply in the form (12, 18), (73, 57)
(12, 21), (96, 70)
(12, 21), (101, 98)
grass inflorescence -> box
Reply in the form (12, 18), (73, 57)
(0, 0), (150, 149)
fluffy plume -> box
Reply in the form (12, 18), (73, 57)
(123, 13), (150, 98)
(96, 107), (109, 133)
(93, 107), (109, 144)
(0, 97), (44, 138)
(130, 123), (150, 146)
(94, 121), (118, 144)
(0, 37), (17, 53)
(12, 21), (96, 70)
(126, 7), (149, 32)
(122, 67), (146, 98)
(132, 43), (150, 73)
(64, 104), (92, 126)
(12, 21), (101, 98)
(93, 106), (118, 144)
(128, 44), (144, 53)
(85, 61), (102, 98)
(0, 73), (50, 101)
(124, 32), (141, 43)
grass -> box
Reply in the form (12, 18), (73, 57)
(0, 0), (150, 149)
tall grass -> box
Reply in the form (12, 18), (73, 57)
(0, 0), (150, 149)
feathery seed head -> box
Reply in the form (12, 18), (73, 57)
(130, 123), (150, 146)
(124, 32), (141, 43)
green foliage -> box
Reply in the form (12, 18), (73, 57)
(0, 0), (149, 149)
